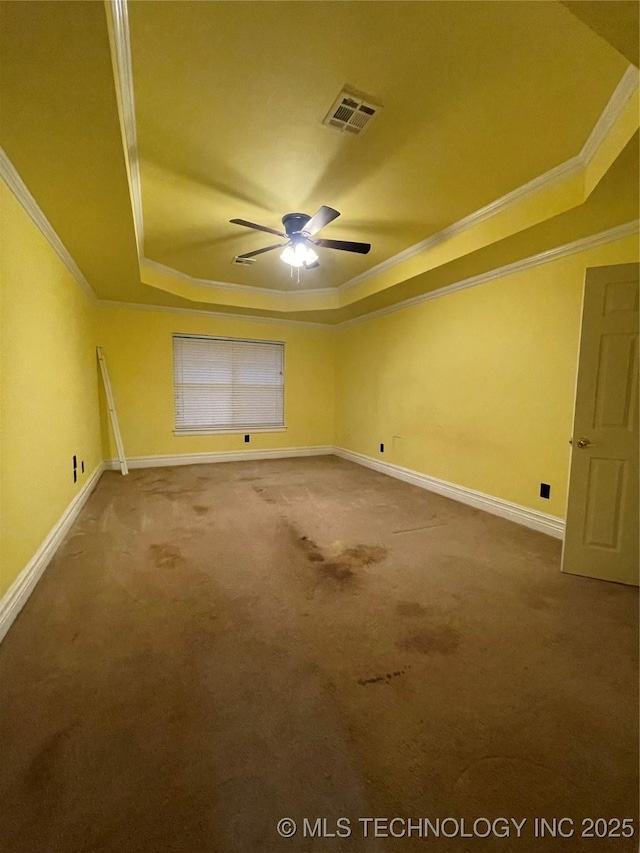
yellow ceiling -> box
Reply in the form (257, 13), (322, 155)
(561, 1), (639, 67)
(0, 0), (637, 323)
(130, 0), (629, 290)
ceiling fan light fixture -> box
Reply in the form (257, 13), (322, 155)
(280, 243), (318, 268)
(303, 246), (318, 265)
(230, 206), (371, 269)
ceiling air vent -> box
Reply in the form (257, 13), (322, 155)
(322, 88), (381, 136)
(233, 256), (257, 266)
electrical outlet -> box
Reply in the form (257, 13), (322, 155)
(73, 455), (77, 470)
(244, 434), (250, 443)
(73, 469), (77, 483)
(81, 460), (85, 474)
(540, 483), (551, 499)
(380, 443), (385, 453)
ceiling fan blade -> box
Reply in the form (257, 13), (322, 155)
(304, 259), (320, 270)
(237, 242), (288, 259)
(230, 218), (286, 238)
(314, 238), (371, 254)
(303, 205), (340, 236)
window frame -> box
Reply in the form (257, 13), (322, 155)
(172, 333), (286, 435)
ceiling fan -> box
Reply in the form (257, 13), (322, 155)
(230, 206), (371, 271)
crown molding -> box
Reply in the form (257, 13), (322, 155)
(106, 0), (144, 260)
(336, 220), (640, 329)
(141, 257), (336, 297)
(103, 220), (639, 329)
(579, 65), (639, 164)
(338, 158), (582, 294)
(98, 299), (335, 328)
(338, 65), (639, 295)
(0, 148), (97, 302)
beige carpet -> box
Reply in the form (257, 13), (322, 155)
(0, 456), (637, 852)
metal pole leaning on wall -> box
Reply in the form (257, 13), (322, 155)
(96, 346), (129, 476)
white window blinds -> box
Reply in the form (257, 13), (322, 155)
(173, 335), (284, 432)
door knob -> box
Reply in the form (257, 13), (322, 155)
(576, 437), (593, 449)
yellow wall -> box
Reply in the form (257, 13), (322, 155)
(335, 235), (639, 519)
(0, 181), (102, 598)
(96, 304), (335, 459)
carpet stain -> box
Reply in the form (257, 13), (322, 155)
(358, 670), (405, 686)
(149, 543), (184, 569)
(290, 529), (387, 589)
(298, 536), (325, 563)
(192, 505), (210, 516)
(397, 625), (460, 655)
(341, 545), (387, 567)
(396, 602), (427, 618)
(252, 485), (277, 504)
(316, 544), (387, 588)
(318, 561), (355, 584)
(307, 553), (325, 563)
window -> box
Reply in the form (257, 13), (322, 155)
(173, 335), (284, 433)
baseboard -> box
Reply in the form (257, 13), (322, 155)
(0, 462), (105, 645)
(105, 445), (334, 469)
(334, 447), (565, 539)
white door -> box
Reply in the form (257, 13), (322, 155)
(562, 263), (639, 585)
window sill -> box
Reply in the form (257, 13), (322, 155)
(174, 427), (287, 436)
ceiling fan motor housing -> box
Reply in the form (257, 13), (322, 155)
(282, 213), (311, 238)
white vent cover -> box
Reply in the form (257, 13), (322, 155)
(322, 88), (381, 136)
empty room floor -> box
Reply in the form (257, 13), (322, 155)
(0, 456), (637, 852)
